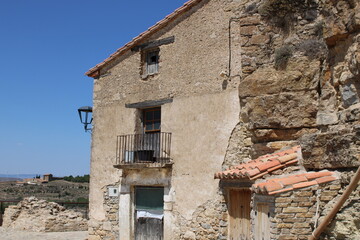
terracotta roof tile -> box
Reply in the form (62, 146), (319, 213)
(293, 180), (318, 189)
(86, 0), (204, 77)
(252, 171), (337, 195)
(277, 153), (298, 164)
(264, 181), (283, 192)
(214, 146), (301, 180)
(277, 175), (308, 186)
(257, 160), (281, 172)
(305, 171), (332, 180)
(269, 187), (294, 195)
(316, 175), (337, 184)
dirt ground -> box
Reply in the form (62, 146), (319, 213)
(0, 227), (88, 240)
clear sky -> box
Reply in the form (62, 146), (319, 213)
(0, 0), (188, 177)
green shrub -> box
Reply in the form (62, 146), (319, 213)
(274, 45), (293, 69)
(296, 39), (328, 60)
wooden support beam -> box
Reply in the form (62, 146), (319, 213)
(131, 36), (175, 52)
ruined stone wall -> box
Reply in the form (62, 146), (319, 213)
(2, 197), (87, 232)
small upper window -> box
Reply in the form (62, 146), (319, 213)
(146, 50), (159, 75)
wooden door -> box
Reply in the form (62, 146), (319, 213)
(135, 187), (164, 240)
(229, 189), (251, 240)
(135, 218), (163, 240)
(255, 203), (270, 240)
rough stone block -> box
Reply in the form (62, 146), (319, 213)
(240, 26), (258, 36)
(296, 213), (314, 218)
(290, 228), (311, 235)
(279, 235), (297, 240)
(239, 63), (318, 98)
(298, 202), (314, 207)
(294, 222), (310, 228)
(276, 213), (295, 218)
(276, 203), (291, 208)
(277, 223), (294, 228)
(242, 91), (318, 129)
(276, 197), (293, 203)
(293, 191), (313, 197)
(248, 34), (270, 45)
(240, 15), (262, 26)
(300, 126), (360, 168)
(283, 207), (308, 213)
(283, 217), (306, 223)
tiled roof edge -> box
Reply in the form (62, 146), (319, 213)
(85, 0), (204, 78)
(214, 145), (302, 180)
(252, 170), (339, 195)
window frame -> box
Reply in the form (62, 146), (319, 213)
(141, 48), (160, 77)
(143, 107), (161, 133)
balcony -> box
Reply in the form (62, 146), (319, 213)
(115, 132), (172, 169)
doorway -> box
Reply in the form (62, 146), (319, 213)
(228, 189), (251, 240)
(134, 186), (164, 240)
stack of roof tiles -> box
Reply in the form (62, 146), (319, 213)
(252, 171), (337, 195)
(214, 146), (301, 180)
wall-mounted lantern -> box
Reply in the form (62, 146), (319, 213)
(78, 106), (93, 132)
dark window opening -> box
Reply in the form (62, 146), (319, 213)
(146, 50), (159, 75)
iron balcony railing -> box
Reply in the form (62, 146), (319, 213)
(116, 132), (172, 165)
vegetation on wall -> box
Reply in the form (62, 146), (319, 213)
(274, 45), (293, 69)
(258, 0), (318, 30)
(296, 39), (328, 60)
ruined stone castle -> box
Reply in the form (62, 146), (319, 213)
(85, 0), (360, 239)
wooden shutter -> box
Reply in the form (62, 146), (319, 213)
(146, 51), (159, 74)
(229, 189), (251, 240)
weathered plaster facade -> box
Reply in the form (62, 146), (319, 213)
(86, 0), (360, 239)
(88, 1), (244, 239)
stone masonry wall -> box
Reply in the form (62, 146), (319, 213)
(272, 171), (360, 240)
(88, 185), (119, 240)
(173, 192), (228, 240)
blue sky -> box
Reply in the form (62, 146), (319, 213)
(0, 0), (188, 177)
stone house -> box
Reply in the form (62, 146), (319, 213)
(85, 0), (360, 239)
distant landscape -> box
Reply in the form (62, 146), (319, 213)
(0, 174), (37, 182)
(0, 177), (22, 182)
(0, 174), (90, 202)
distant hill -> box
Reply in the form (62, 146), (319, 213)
(0, 174), (37, 180)
(0, 177), (21, 182)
